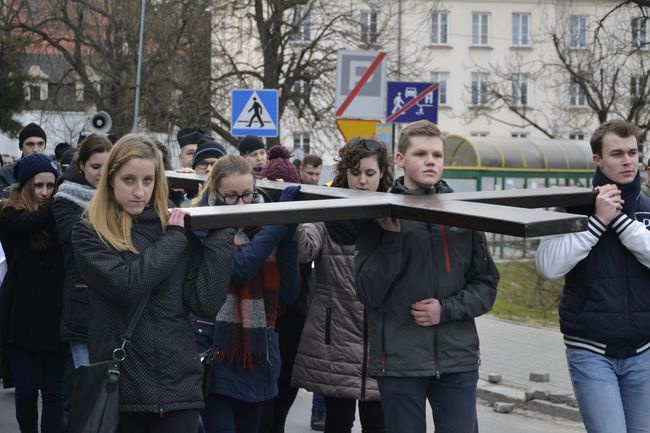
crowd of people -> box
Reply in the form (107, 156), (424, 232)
(0, 117), (648, 433)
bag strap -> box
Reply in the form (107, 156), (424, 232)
(112, 290), (152, 362)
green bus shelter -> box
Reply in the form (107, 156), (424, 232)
(444, 134), (595, 191)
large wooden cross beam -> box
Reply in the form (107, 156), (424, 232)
(166, 171), (595, 237)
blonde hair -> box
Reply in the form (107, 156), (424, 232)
(192, 155), (255, 206)
(397, 120), (445, 154)
(86, 133), (168, 253)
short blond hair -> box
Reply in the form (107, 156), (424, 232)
(397, 120), (445, 154)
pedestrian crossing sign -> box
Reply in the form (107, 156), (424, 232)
(231, 89), (279, 137)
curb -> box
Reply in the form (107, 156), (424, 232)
(477, 380), (582, 423)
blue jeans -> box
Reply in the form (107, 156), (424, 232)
(8, 346), (65, 433)
(69, 340), (89, 368)
(376, 371), (479, 433)
(567, 348), (650, 433)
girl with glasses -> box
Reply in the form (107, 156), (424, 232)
(191, 155), (300, 433)
(291, 137), (393, 433)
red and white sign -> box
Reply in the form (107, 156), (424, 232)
(335, 50), (387, 120)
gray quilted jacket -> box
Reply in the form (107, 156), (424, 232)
(72, 208), (235, 414)
(291, 222), (380, 401)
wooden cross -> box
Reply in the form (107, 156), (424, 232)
(166, 171), (595, 237)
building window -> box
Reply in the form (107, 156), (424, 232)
(431, 11), (448, 44)
(29, 85), (41, 101)
(570, 15), (587, 49)
(430, 72), (449, 105)
(569, 133), (585, 140)
(632, 17), (648, 48)
(512, 13), (530, 46)
(471, 132), (489, 137)
(293, 133), (310, 154)
(360, 10), (378, 44)
(569, 80), (586, 107)
(511, 132), (528, 138)
(631, 76), (645, 98)
(75, 81), (85, 102)
(293, 6), (311, 43)
(471, 72), (489, 106)
(472, 12), (489, 45)
(511, 74), (528, 106)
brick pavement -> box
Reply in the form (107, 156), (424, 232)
(477, 315), (574, 396)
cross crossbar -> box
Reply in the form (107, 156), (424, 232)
(166, 171), (594, 237)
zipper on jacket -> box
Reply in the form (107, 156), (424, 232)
(325, 308), (332, 345)
(360, 308), (369, 401)
(439, 225), (451, 273)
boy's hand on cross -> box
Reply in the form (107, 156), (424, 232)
(594, 184), (623, 225)
(377, 217), (400, 232)
(410, 298), (441, 327)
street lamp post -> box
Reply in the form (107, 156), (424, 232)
(132, 0), (146, 132)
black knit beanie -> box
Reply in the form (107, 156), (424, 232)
(192, 138), (227, 169)
(19, 123), (47, 149)
(238, 135), (265, 156)
(13, 153), (59, 186)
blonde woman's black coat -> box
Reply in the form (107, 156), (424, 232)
(72, 208), (235, 414)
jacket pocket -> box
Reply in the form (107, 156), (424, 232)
(324, 308), (332, 345)
(193, 318), (215, 353)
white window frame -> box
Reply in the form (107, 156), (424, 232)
(511, 74), (528, 107)
(511, 132), (528, 138)
(471, 72), (489, 106)
(293, 6), (311, 43)
(430, 72), (449, 105)
(431, 11), (448, 45)
(631, 76), (645, 98)
(360, 10), (378, 44)
(472, 12), (490, 45)
(293, 132), (311, 154)
(569, 80), (586, 107)
(632, 17), (648, 48)
(512, 13), (530, 46)
(570, 15), (587, 49)
(569, 132), (585, 140)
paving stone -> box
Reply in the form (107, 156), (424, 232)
(488, 374), (502, 384)
(565, 395), (578, 408)
(529, 372), (551, 382)
(524, 389), (536, 402)
(549, 393), (567, 404)
(533, 390), (549, 401)
(493, 402), (515, 414)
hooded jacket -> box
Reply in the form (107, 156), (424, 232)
(72, 208), (236, 413)
(52, 162), (96, 341)
(355, 177), (500, 377)
(292, 221), (380, 401)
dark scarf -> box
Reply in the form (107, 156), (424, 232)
(325, 220), (357, 245)
(211, 219), (281, 372)
(592, 168), (641, 217)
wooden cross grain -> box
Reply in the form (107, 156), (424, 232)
(166, 171), (596, 237)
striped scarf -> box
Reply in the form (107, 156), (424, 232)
(212, 228), (281, 372)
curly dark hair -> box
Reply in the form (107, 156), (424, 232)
(332, 137), (393, 192)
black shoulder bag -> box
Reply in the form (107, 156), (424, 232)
(68, 291), (151, 433)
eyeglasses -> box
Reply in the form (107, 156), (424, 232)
(360, 139), (381, 152)
(196, 160), (217, 171)
(216, 191), (260, 205)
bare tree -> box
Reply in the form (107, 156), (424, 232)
(465, 1), (650, 141)
(0, 31), (28, 136)
(2, 0), (213, 136)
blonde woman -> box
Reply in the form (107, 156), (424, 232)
(71, 134), (236, 433)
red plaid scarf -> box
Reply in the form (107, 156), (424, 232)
(213, 229), (281, 372)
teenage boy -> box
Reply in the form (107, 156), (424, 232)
(536, 120), (650, 433)
(355, 120), (499, 433)
(0, 122), (47, 196)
